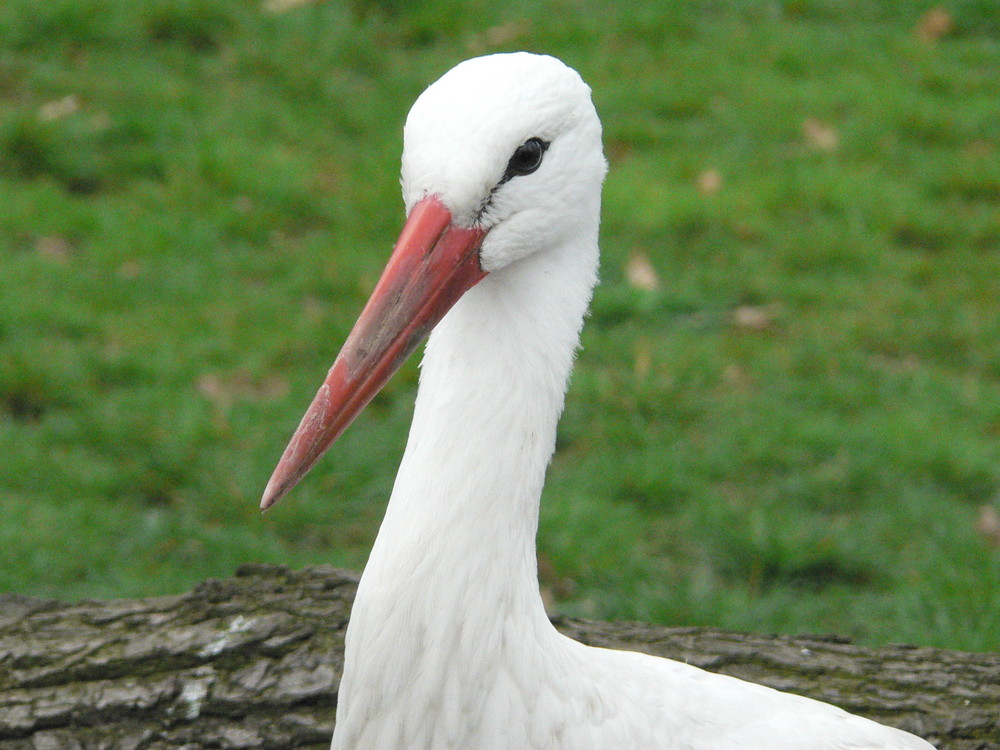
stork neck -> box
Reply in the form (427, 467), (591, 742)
(366, 237), (595, 601)
(331, 231), (599, 750)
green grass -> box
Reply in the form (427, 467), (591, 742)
(1, 0), (998, 652)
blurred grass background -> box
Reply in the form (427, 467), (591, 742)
(1, 0), (998, 651)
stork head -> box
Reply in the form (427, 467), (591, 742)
(402, 52), (606, 270)
(261, 53), (605, 509)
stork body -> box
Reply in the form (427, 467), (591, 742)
(262, 53), (934, 750)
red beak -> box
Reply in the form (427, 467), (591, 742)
(260, 195), (487, 510)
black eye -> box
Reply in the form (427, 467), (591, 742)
(502, 137), (549, 182)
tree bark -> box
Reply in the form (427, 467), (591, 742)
(1, 564), (996, 749)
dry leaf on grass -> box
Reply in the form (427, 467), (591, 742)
(262, 0), (317, 13)
(732, 304), (777, 332)
(35, 236), (73, 262)
(483, 20), (531, 47)
(696, 169), (723, 195)
(626, 251), (660, 292)
(803, 117), (839, 152)
(975, 505), (1000, 547)
(38, 95), (80, 122)
(117, 260), (143, 280)
(197, 371), (290, 409)
(916, 7), (954, 42)
(466, 20), (531, 53)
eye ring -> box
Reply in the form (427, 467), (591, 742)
(502, 137), (549, 182)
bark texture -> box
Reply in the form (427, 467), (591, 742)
(1, 564), (997, 749)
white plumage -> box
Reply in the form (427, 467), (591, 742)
(262, 52), (933, 750)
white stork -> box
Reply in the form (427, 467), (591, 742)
(261, 52), (933, 750)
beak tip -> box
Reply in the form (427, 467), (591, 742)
(260, 476), (285, 512)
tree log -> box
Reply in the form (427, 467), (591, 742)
(1, 564), (996, 749)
